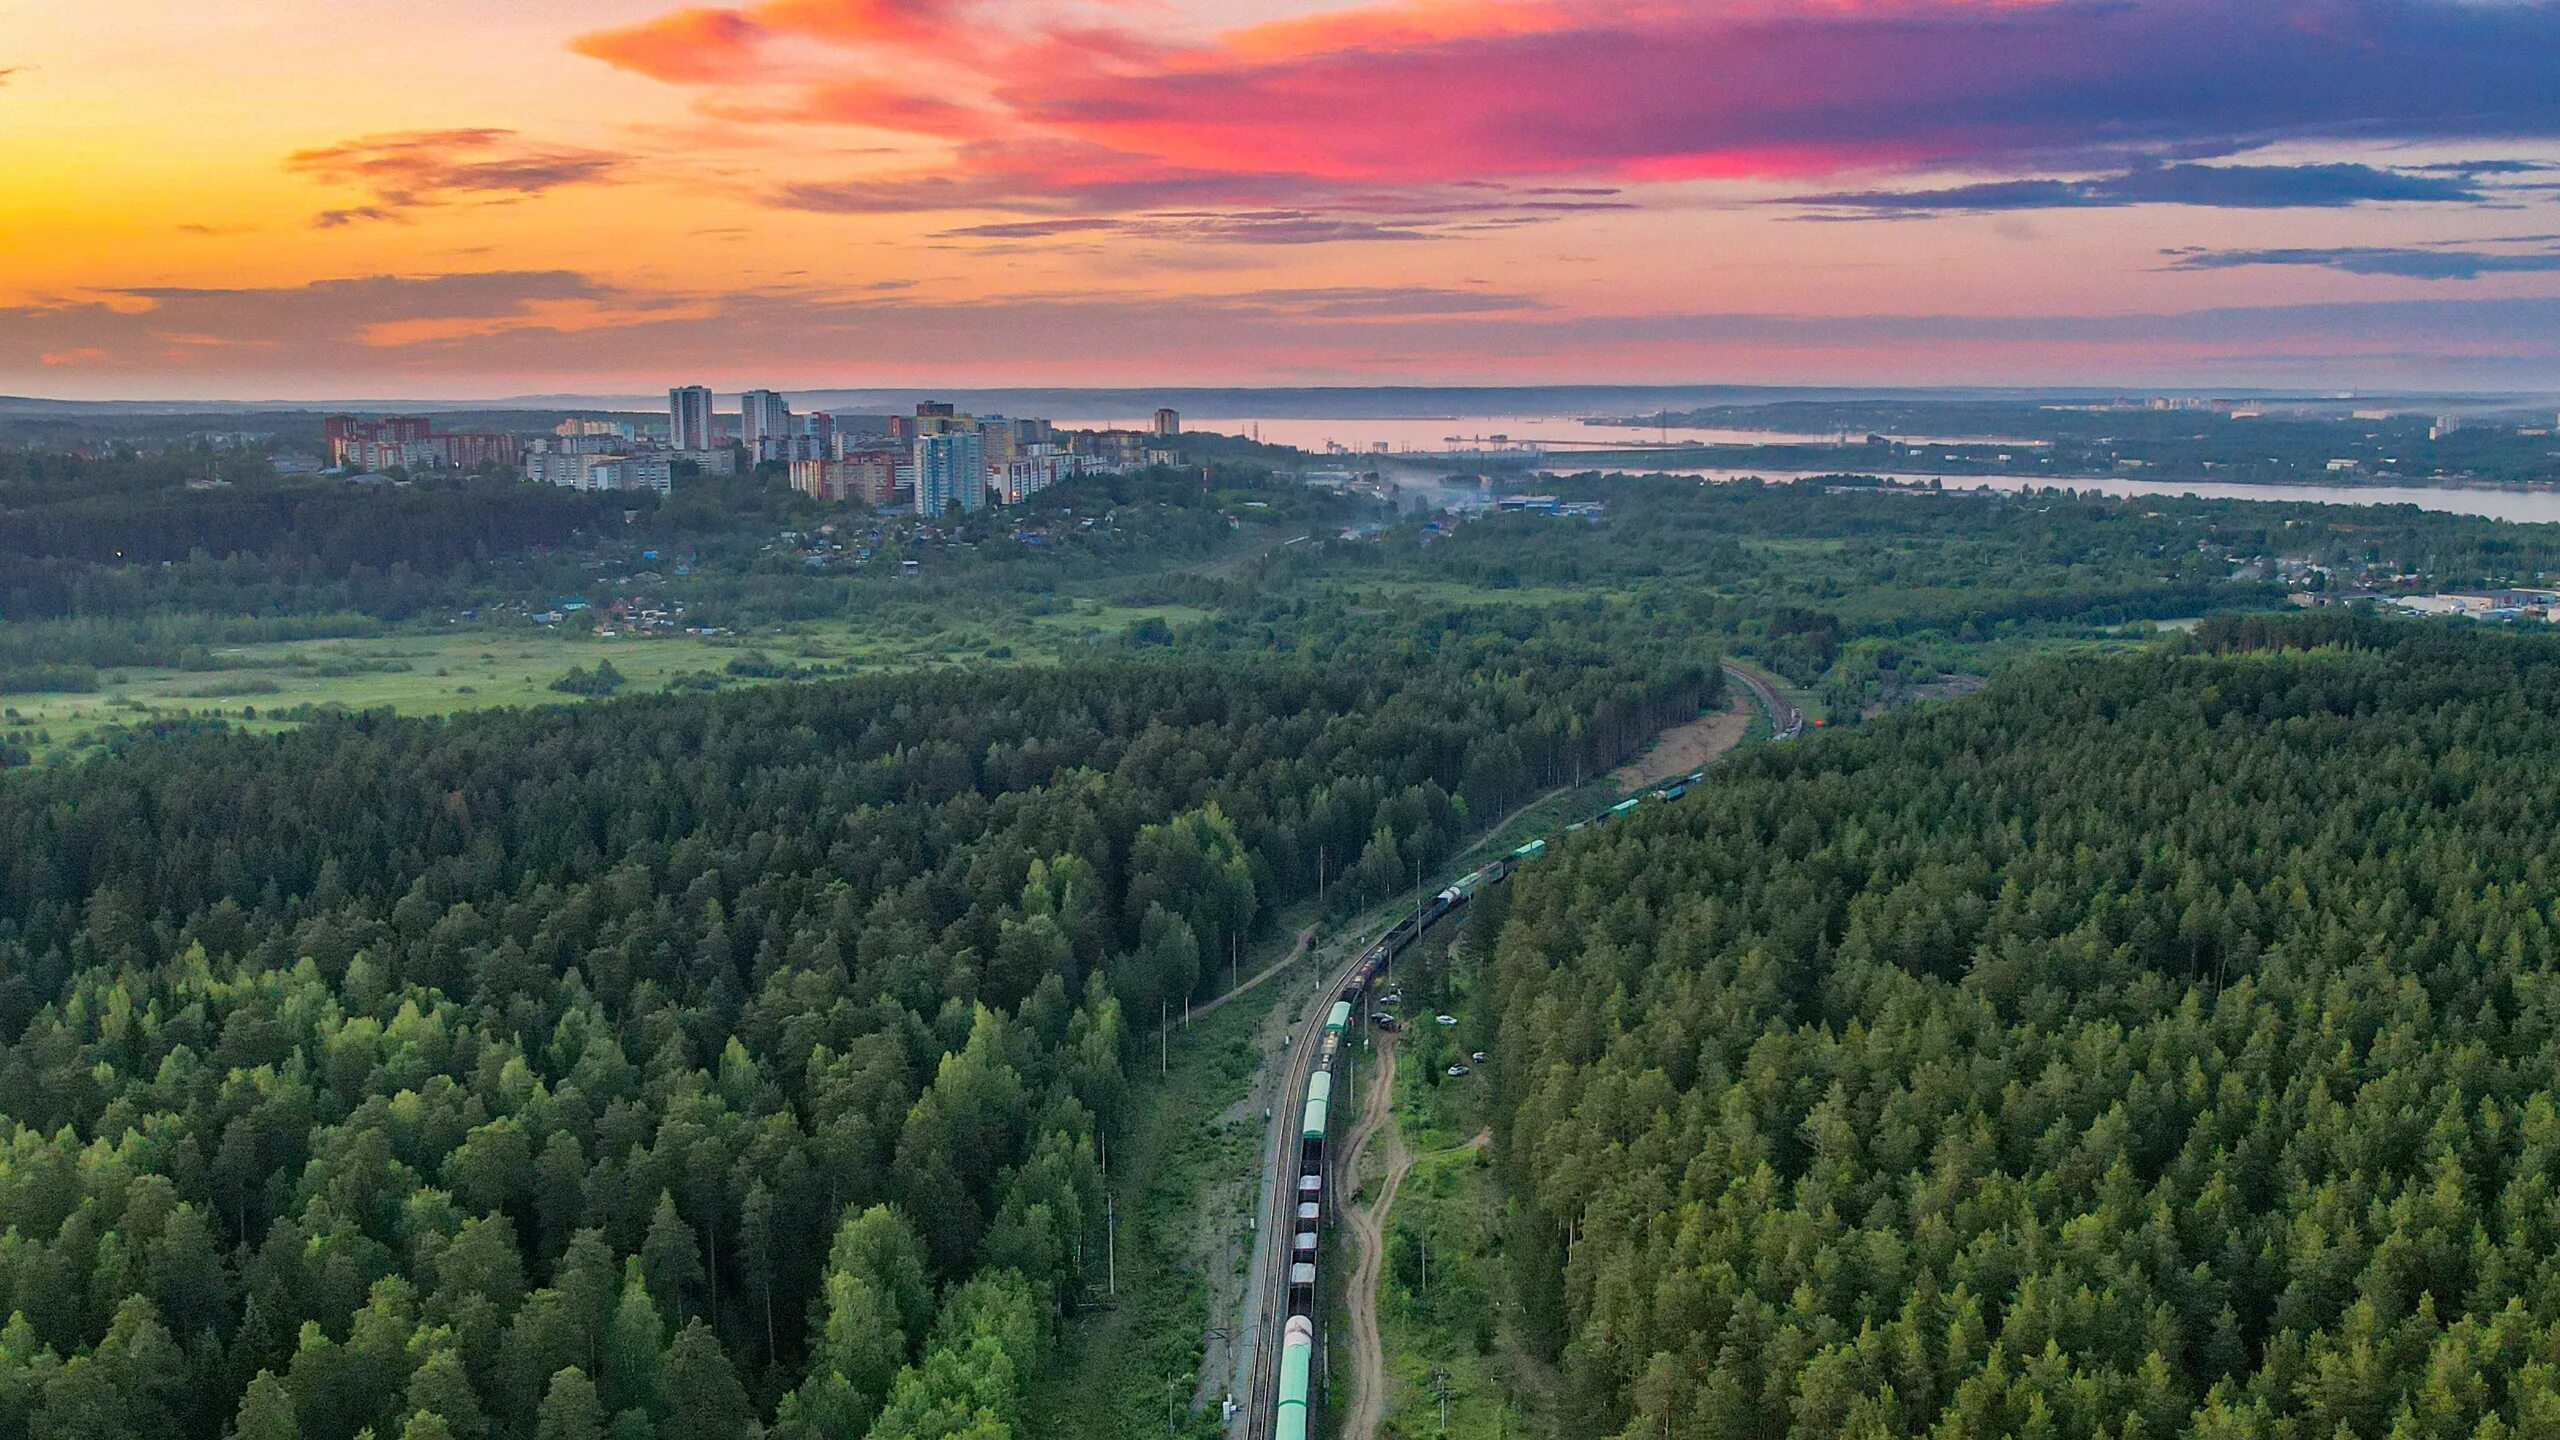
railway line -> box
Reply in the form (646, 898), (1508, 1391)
(1232, 696), (1778, 1437)
(1721, 660), (1807, 741)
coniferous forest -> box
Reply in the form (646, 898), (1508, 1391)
(0, 650), (1703, 1439)
(1490, 618), (2560, 1440)
(26, 447), (2560, 1440)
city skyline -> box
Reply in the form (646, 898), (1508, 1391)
(9, 0), (2560, 399)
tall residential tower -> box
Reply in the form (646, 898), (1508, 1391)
(915, 429), (987, 517)
(665, 386), (716, 448)
(668, 386), (713, 451)
(740, 390), (792, 462)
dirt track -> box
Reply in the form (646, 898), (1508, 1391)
(1612, 690), (1753, 789)
(1337, 1034), (1407, 1440)
(1193, 922), (1320, 1018)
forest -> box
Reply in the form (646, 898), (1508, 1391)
(0, 451), (1362, 635)
(1486, 616), (2560, 1439)
(28, 433), (2560, 1439)
(0, 642), (1706, 1440)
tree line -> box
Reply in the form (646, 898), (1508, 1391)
(1486, 619), (2560, 1439)
(0, 645), (1706, 1439)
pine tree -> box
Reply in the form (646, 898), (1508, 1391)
(229, 1370), (299, 1440)
(601, 1261), (665, 1421)
(533, 1369), (604, 1440)
(655, 1323), (749, 1440)
(638, 1195), (703, 1324)
(403, 1348), (486, 1440)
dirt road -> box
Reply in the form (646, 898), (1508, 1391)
(1337, 1032), (1407, 1440)
(1611, 690), (1754, 789)
(1192, 922), (1320, 1019)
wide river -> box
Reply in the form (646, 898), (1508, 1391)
(1583, 467), (2560, 525)
(1064, 413), (2048, 453)
(1058, 412), (2560, 525)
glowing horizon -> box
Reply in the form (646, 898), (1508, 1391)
(8, 0), (2560, 401)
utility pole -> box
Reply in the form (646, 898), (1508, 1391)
(1107, 1193), (1118, 1296)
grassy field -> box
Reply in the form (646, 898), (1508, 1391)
(0, 601), (1211, 765)
(1032, 923), (1319, 1440)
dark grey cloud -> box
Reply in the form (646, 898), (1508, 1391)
(2407, 160), (2558, 177)
(1790, 162), (2495, 218)
(285, 129), (625, 225)
(314, 206), (402, 230)
(939, 210), (1474, 245)
(775, 168), (1629, 245)
(2163, 240), (2560, 280)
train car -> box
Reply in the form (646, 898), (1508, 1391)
(1655, 781), (1691, 802)
(1607, 797), (1643, 820)
(1293, 1229), (1319, 1258)
(1276, 1316), (1316, 1440)
(1324, 1000), (1353, 1038)
(1510, 838), (1546, 862)
(1301, 1071), (1331, 1143)
(1440, 861), (1513, 908)
(1287, 1261), (1319, 1317)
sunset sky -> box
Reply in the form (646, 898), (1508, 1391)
(8, 0), (2560, 400)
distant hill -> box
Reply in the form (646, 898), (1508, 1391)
(0, 384), (2298, 421)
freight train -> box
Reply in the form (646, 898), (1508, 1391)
(1264, 767), (1711, 1437)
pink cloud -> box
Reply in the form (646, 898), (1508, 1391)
(571, 0), (2560, 207)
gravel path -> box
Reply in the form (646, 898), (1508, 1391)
(1337, 1034), (1408, 1440)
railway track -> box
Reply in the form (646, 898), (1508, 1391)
(1721, 661), (1807, 741)
(1238, 932), (1381, 1438)
(1234, 682), (1793, 1437)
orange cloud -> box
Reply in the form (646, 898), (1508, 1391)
(359, 296), (721, 349)
(572, 0), (975, 82)
(571, 7), (766, 82)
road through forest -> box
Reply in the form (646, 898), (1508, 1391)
(1336, 1031), (1406, 1440)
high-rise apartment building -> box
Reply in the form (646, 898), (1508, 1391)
(668, 386), (713, 451)
(914, 429), (987, 517)
(1154, 407), (1181, 436)
(740, 390), (792, 461)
